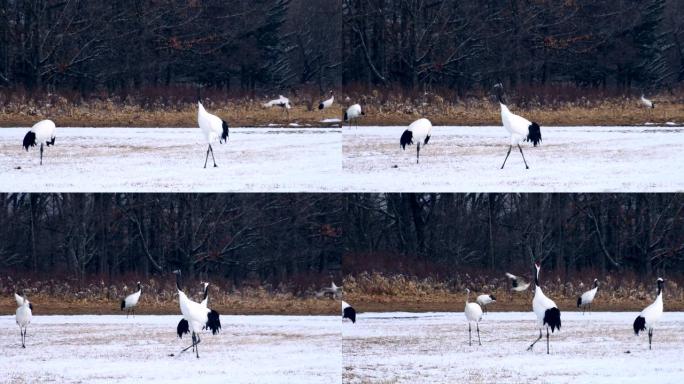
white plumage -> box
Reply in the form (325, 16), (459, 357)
(344, 104), (364, 129)
(121, 282), (142, 318)
(528, 261), (561, 354)
(318, 91), (334, 110)
(464, 288), (483, 346)
(342, 301), (356, 324)
(173, 270), (221, 359)
(317, 281), (342, 299)
(505, 272), (530, 292)
(197, 102), (229, 168)
(633, 278), (664, 350)
(22, 119), (56, 165)
(476, 294), (496, 314)
(263, 95), (292, 118)
(400, 118), (432, 164)
(494, 84), (542, 169)
(640, 95), (655, 109)
(16, 295), (32, 348)
(577, 279), (599, 314)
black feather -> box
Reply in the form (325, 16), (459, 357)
(23, 131), (36, 151)
(526, 123), (542, 147)
(318, 103), (324, 110)
(424, 135), (431, 145)
(205, 309), (221, 335)
(577, 296), (582, 308)
(344, 112), (348, 122)
(543, 307), (561, 332)
(46, 137), (55, 147)
(489, 295), (496, 301)
(633, 316), (646, 335)
(121, 300), (126, 310)
(177, 319), (190, 338)
(221, 121), (229, 143)
(400, 130), (413, 150)
(29, 303), (33, 311)
(343, 306), (356, 324)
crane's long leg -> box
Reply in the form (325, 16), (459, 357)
(648, 329), (653, 350)
(477, 322), (481, 346)
(527, 328), (542, 351)
(195, 334), (201, 359)
(204, 145), (211, 168)
(518, 144), (530, 169)
(468, 322), (472, 346)
(180, 332), (197, 354)
(416, 142), (421, 164)
(546, 326), (550, 354)
(501, 145), (512, 169)
(40, 143), (44, 165)
(209, 144), (218, 168)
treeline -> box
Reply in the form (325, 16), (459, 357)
(1, 0), (683, 96)
(343, 194), (684, 279)
(0, 194), (343, 285)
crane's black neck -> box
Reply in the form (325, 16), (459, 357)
(593, 280), (599, 290)
(203, 284), (209, 301)
(656, 279), (664, 296)
(137, 282), (142, 293)
(534, 266), (540, 288)
(175, 272), (182, 291)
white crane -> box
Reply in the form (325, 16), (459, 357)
(263, 95), (292, 118)
(173, 270), (221, 358)
(400, 118), (432, 164)
(505, 272), (531, 294)
(476, 294), (496, 314)
(577, 279), (599, 314)
(22, 119), (56, 165)
(493, 83), (542, 169)
(318, 90), (334, 110)
(464, 288), (484, 346)
(121, 281), (142, 318)
(344, 104), (365, 129)
(633, 278), (665, 350)
(14, 292), (34, 311)
(342, 301), (356, 324)
(527, 261), (561, 354)
(197, 102), (229, 169)
(16, 294), (32, 348)
(317, 281), (342, 299)
(640, 94), (655, 109)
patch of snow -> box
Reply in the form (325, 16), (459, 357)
(321, 119), (341, 123)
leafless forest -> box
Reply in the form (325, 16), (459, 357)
(1, 0), (683, 96)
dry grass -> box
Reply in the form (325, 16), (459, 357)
(344, 271), (684, 312)
(0, 276), (338, 316)
(1, 88), (682, 127)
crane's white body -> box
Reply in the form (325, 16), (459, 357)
(633, 278), (664, 350)
(319, 93), (334, 110)
(16, 296), (32, 348)
(121, 282), (141, 317)
(464, 289), (483, 346)
(528, 262), (561, 354)
(198, 102), (224, 144)
(23, 119), (56, 165)
(578, 280), (599, 314)
(344, 104), (364, 128)
(641, 95), (654, 109)
(400, 118), (433, 164)
(263, 95), (292, 109)
(500, 104), (532, 146)
(476, 294), (496, 314)
(318, 281), (342, 299)
(532, 286), (558, 327)
(505, 272), (530, 292)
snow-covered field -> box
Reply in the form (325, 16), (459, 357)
(343, 311), (684, 383)
(343, 126), (684, 192)
(0, 315), (339, 383)
(0, 127), (340, 192)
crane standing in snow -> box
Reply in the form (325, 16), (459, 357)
(577, 279), (599, 314)
(400, 118), (432, 164)
(342, 301), (356, 324)
(16, 293), (32, 348)
(633, 278), (665, 350)
(464, 288), (484, 346)
(173, 270), (221, 358)
(121, 281), (142, 318)
(22, 119), (56, 165)
(197, 102), (229, 169)
(493, 83), (542, 169)
(318, 91), (334, 110)
(344, 104), (364, 129)
(528, 261), (561, 354)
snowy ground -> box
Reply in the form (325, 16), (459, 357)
(0, 315), (339, 384)
(0, 127), (340, 192)
(342, 126), (684, 192)
(343, 311), (684, 383)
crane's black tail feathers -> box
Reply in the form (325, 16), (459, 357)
(343, 306), (356, 324)
(23, 131), (36, 151)
(424, 135), (431, 145)
(29, 303), (33, 311)
(120, 300), (126, 310)
(544, 307), (561, 332)
(577, 297), (582, 308)
(344, 112), (348, 122)
(318, 103), (324, 110)
(221, 121), (229, 143)
(633, 316), (646, 335)
(400, 130), (413, 150)
(527, 123), (542, 147)
(205, 310), (221, 335)
(47, 137), (56, 146)
(177, 319), (190, 338)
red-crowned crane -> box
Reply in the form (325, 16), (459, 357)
(197, 102), (229, 168)
(16, 294), (32, 348)
(344, 104), (364, 129)
(464, 289), (483, 346)
(577, 279), (599, 314)
(527, 261), (561, 354)
(121, 282), (142, 318)
(173, 270), (221, 358)
(493, 83), (542, 169)
(342, 301), (356, 324)
(318, 90), (334, 110)
(633, 278), (665, 350)
(23, 119), (56, 165)
(400, 118), (432, 164)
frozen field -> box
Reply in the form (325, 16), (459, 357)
(343, 311), (684, 383)
(0, 315), (339, 383)
(343, 126), (684, 192)
(0, 127), (340, 192)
